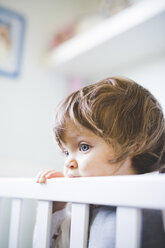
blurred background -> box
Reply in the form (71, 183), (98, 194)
(0, 0), (165, 247)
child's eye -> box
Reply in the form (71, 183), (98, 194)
(80, 144), (90, 152)
(64, 151), (69, 157)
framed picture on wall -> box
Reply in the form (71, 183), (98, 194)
(0, 6), (25, 78)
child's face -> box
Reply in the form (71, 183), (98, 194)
(60, 119), (135, 178)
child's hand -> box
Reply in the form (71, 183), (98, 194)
(36, 169), (66, 213)
(36, 169), (64, 183)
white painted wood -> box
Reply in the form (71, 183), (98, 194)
(8, 198), (23, 248)
(116, 207), (141, 248)
(0, 175), (164, 248)
(34, 200), (52, 248)
(0, 175), (165, 209)
(48, 0), (165, 79)
(70, 203), (89, 248)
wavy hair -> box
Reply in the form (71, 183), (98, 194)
(53, 77), (165, 174)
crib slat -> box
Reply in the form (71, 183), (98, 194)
(9, 198), (23, 248)
(116, 207), (141, 248)
(70, 203), (89, 248)
(34, 200), (52, 248)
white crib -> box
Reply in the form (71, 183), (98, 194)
(0, 174), (165, 248)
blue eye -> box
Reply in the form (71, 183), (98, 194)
(64, 151), (69, 157)
(80, 144), (90, 152)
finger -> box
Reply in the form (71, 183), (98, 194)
(36, 170), (47, 180)
(41, 170), (59, 179)
(36, 170), (53, 183)
(36, 170), (47, 183)
(45, 171), (64, 179)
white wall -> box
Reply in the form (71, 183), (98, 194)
(0, 1), (99, 247)
(0, 0), (100, 177)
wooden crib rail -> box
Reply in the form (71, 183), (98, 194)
(0, 174), (165, 208)
(0, 174), (165, 248)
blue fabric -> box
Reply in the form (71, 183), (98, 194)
(141, 209), (165, 248)
(88, 206), (116, 248)
(88, 206), (165, 248)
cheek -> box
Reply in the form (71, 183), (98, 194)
(78, 158), (95, 174)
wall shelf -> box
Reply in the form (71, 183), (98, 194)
(48, 0), (165, 80)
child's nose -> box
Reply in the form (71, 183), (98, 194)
(65, 158), (78, 169)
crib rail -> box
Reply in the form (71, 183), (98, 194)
(0, 174), (165, 248)
(0, 174), (165, 208)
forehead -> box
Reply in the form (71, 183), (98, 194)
(62, 119), (98, 143)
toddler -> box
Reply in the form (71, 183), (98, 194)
(35, 77), (165, 248)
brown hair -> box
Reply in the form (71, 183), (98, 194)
(53, 77), (165, 174)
